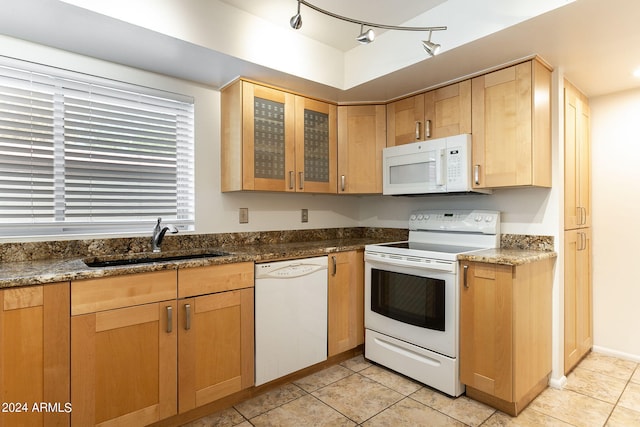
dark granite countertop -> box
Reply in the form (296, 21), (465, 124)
(0, 237), (391, 288)
(0, 229), (556, 288)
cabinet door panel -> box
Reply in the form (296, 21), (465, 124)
(460, 263), (513, 401)
(328, 251), (364, 356)
(337, 105), (386, 194)
(424, 80), (471, 139)
(295, 96), (337, 193)
(71, 301), (177, 426)
(1, 283), (70, 427)
(386, 94), (425, 146)
(242, 82), (296, 192)
(564, 229), (592, 373)
(178, 288), (254, 413)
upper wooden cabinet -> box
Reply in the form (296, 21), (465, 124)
(0, 283), (70, 427)
(221, 80), (337, 193)
(564, 80), (591, 229)
(337, 105), (386, 194)
(386, 80), (471, 147)
(471, 59), (552, 189)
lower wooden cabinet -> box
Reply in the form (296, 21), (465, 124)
(459, 258), (554, 416)
(328, 250), (364, 357)
(70, 263), (255, 425)
(177, 263), (254, 414)
(71, 271), (178, 426)
(0, 282), (70, 427)
(564, 228), (592, 373)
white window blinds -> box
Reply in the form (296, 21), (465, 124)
(0, 58), (194, 237)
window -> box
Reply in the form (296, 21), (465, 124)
(0, 57), (194, 237)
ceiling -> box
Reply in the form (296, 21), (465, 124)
(1, 0), (640, 103)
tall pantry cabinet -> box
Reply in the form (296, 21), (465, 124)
(563, 79), (592, 373)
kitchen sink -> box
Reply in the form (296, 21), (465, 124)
(83, 251), (229, 268)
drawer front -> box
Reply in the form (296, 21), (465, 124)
(178, 262), (254, 298)
(72, 270), (177, 315)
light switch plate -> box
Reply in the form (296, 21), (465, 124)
(301, 209), (308, 223)
(239, 208), (249, 224)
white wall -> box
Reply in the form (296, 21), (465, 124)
(590, 88), (640, 361)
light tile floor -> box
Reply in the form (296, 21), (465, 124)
(183, 352), (640, 426)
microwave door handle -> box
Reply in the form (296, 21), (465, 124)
(436, 149), (445, 187)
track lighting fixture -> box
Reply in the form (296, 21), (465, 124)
(289, 0), (446, 54)
(356, 24), (375, 44)
(422, 31), (441, 57)
(289, 0), (302, 30)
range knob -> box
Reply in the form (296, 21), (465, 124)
(417, 214), (424, 220)
(410, 214), (417, 220)
(475, 216), (482, 222)
(485, 216), (493, 222)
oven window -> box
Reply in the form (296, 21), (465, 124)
(371, 268), (445, 331)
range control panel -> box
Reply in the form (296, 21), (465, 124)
(409, 209), (500, 235)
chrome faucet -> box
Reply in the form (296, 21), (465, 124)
(151, 217), (178, 253)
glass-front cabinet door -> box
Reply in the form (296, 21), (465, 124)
(242, 82), (296, 191)
(294, 96), (337, 193)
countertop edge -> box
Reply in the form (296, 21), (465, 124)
(457, 249), (558, 266)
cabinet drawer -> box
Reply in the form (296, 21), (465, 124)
(178, 262), (254, 298)
(72, 270), (177, 315)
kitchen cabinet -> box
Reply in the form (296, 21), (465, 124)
(563, 80), (592, 374)
(71, 270), (178, 426)
(386, 80), (471, 147)
(221, 79), (337, 193)
(564, 229), (592, 373)
(177, 262), (254, 413)
(564, 80), (591, 229)
(471, 58), (552, 188)
(460, 258), (554, 416)
(0, 282), (70, 427)
(328, 250), (364, 356)
(70, 263), (255, 424)
(337, 105), (386, 194)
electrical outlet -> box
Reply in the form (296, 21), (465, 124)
(239, 208), (249, 224)
(301, 208), (308, 223)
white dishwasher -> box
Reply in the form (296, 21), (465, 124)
(254, 256), (328, 386)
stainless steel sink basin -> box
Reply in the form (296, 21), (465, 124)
(83, 251), (229, 268)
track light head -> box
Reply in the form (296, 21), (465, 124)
(290, 1), (302, 29)
(422, 31), (441, 56)
(356, 24), (375, 44)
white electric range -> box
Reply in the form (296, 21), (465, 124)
(364, 209), (500, 397)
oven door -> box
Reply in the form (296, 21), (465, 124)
(364, 251), (458, 358)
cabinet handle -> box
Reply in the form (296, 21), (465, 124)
(289, 171), (294, 190)
(166, 306), (173, 333)
(340, 175), (346, 192)
(415, 121), (421, 140)
(473, 165), (480, 185)
(184, 303), (191, 330)
(425, 119), (431, 139)
(463, 265), (469, 289)
(331, 256), (337, 276)
(581, 207), (587, 225)
(299, 171), (304, 190)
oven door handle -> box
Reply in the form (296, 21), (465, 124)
(365, 255), (455, 273)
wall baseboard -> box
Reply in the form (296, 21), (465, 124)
(592, 345), (640, 363)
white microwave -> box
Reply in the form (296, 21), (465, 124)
(382, 134), (490, 195)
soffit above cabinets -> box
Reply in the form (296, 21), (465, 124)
(2, 0), (640, 102)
